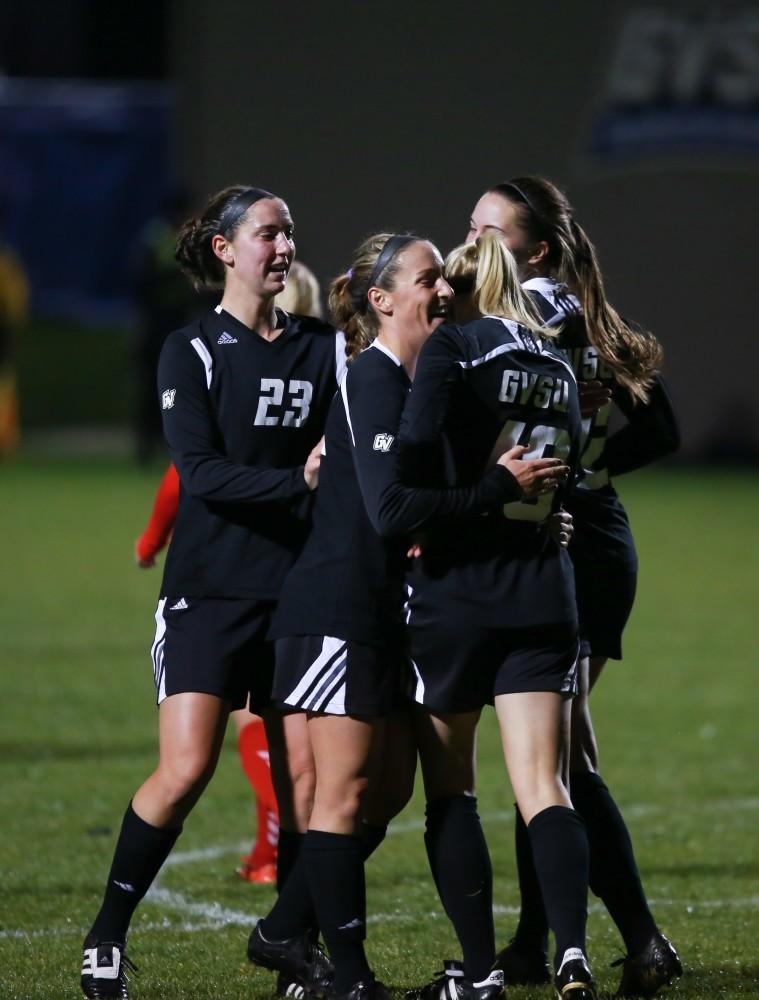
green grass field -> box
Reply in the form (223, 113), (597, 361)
(1, 461), (757, 999)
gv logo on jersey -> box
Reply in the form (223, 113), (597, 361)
(373, 433), (394, 452)
(161, 389), (176, 410)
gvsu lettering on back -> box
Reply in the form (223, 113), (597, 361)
(499, 371), (569, 411)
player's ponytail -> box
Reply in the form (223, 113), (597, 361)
(445, 235), (553, 337)
(490, 176), (662, 402)
(329, 233), (421, 362)
(175, 184), (278, 290)
(566, 218), (662, 402)
(175, 215), (221, 289)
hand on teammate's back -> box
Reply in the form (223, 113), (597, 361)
(578, 379), (612, 417)
(497, 445), (568, 498)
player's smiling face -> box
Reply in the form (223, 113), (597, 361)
(227, 198), (296, 296)
(467, 192), (534, 275)
(384, 241), (452, 338)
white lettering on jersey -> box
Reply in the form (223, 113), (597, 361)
(161, 389), (176, 410)
(498, 370), (569, 412)
(373, 433), (395, 453)
(566, 346), (613, 381)
(254, 379), (314, 428)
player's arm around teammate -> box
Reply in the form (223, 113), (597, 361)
(468, 178), (681, 996)
(80, 186), (340, 1000)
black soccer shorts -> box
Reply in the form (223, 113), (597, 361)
(408, 617), (580, 714)
(151, 596), (277, 712)
(572, 560), (637, 661)
(272, 633), (407, 717)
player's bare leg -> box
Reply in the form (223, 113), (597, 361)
(496, 691), (595, 999)
(133, 692), (230, 826)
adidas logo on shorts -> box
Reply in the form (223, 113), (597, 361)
(217, 332), (238, 344)
(169, 598), (188, 611)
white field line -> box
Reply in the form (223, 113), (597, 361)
(4, 896), (759, 942)
(3, 798), (759, 942)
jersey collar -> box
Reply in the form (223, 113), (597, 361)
(213, 304), (292, 343)
(370, 339), (402, 367)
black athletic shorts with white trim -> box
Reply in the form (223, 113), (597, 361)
(151, 596), (276, 712)
(408, 619), (580, 714)
(272, 634), (407, 717)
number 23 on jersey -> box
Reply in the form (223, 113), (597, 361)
(254, 378), (313, 427)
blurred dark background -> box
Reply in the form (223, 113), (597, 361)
(1, 0), (757, 463)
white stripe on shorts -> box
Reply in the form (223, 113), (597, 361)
(410, 657), (426, 704)
(283, 636), (347, 711)
(151, 598), (168, 705)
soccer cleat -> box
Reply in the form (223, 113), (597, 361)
(333, 977), (392, 1000)
(407, 960), (505, 1000)
(555, 950), (597, 1000)
(248, 920), (333, 996)
(81, 935), (137, 999)
(613, 932), (682, 998)
(493, 938), (551, 985)
(277, 972), (310, 999)
(237, 857), (278, 884)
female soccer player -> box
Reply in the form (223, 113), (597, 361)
(80, 185), (344, 999)
(132, 259), (327, 887)
(245, 233), (565, 1000)
(467, 177), (681, 997)
(399, 234), (596, 1000)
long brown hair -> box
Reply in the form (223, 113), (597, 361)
(490, 176), (662, 401)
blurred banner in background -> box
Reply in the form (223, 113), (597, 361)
(0, 79), (171, 324)
(584, 8), (759, 164)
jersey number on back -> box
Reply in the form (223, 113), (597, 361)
(498, 420), (572, 522)
(254, 378), (313, 428)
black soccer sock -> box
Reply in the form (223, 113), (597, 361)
(512, 805), (549, 953)
(277, 828), (305, 893)
(90, 802), (182, 943)
(304, 830), (371, 993)
(261, 851), (316, 940)
(571, 770), (657, 955)
(424, 795), (495, 982)
(262, 832), (318, 941)
(359, 822), (387, 860)
(528, 805), (589, 969)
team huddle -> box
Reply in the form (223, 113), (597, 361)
(80, 177), (681, 1000)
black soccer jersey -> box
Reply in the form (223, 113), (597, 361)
(398, 317), (583, 629)
(524, 277), (679, 568)
(157, 305), (346, 599)
(270, 340), (521, 646)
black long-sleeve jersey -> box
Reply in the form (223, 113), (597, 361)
(398, 317), (583, 628)
(157, 305), (346, 599)
(523, 277), (680, 567)
(270, 340), (522, 646)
